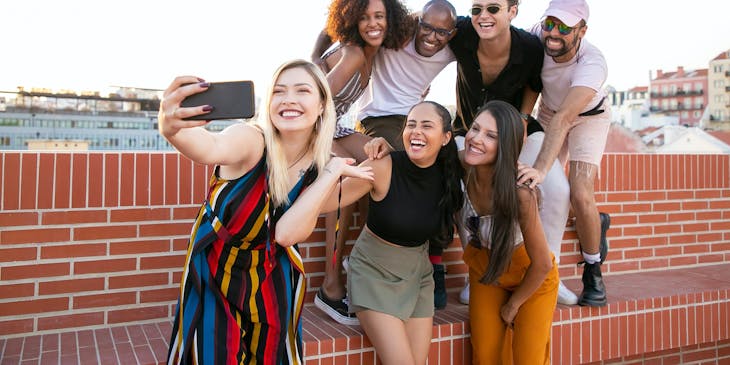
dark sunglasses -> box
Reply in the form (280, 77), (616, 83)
(541, 18), (574, 35)
(466, 215), (481, 246)
(470, 5), (501, 16)
(418, 19), (455, 39)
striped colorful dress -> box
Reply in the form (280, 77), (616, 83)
(167, 154), (315, 365)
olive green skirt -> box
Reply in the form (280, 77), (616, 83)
(347, 228), (434, 320)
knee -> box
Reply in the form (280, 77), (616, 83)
(569, 184), (595, 211)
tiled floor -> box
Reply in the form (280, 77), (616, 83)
(0, 322), (171, 365)
(2, 263), (729, 365)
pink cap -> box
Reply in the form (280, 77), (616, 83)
(543, 0), (589, 27)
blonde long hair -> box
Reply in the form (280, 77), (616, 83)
(257, 59), (336, 207)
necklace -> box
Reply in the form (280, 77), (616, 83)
(287, 148), (307, 169)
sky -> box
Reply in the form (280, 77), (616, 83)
(2, 0), (728, 107)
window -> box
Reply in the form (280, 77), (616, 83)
(682, 111), (689, 118)
(694, 82), (703, 92)
(693, 111), (701, 118)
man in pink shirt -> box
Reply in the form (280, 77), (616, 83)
(522, 0), (611, 307)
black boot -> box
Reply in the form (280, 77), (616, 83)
(578, 262), (607, 306)
(433, 264), (447, 310)
(599, 212), (610, 263)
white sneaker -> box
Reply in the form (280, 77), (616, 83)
(459, 282), (469, 305)
(557, 280), (578, 305)
(342, 255), (350, 274)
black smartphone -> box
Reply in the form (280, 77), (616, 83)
(181, 81), (255, 120)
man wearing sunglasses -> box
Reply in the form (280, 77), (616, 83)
(448, 0), (543, 138)
(520, 0), (612, 307)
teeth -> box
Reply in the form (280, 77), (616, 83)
(367, 30), (381, 37)
(411, 140), (426, 146)
(282, 111), (301, 117)
(424, 41), (436, 48)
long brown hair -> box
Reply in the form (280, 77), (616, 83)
(476, 100), (524, 284)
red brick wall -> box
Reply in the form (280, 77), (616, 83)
(1, 152), (729, 338)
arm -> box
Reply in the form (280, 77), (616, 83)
(158, 76), (263, 173)
(325, 44), (366, 95)
(275, 157), (374, 247)
(520, 86), (539, 118)
(531, 86), (596, 183)
(311, 28), (333, 65)
(363, 137), (393, 160)
(500, 187), (554, 325)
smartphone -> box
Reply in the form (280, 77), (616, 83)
(181, 81), (255, 120)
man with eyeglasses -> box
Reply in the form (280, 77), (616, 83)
(353, 0), (457, 152)
(520, 0), (612, 307)
(311, 0), (459, 315)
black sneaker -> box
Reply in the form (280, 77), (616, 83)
(314, 288), (359, 326)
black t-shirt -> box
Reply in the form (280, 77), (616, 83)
(449, 18), (544, 136)
(366, 151), (443, 247)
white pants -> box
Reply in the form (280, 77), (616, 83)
(518, 132), (570, 264)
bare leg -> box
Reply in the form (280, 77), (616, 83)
(322, 208), (350, 299)
(320, 133), (371, 299)
(570, 160), (607, 307)
(358, 310), (426, 365)
(569, 161), (600, 255)
(405, 317), (433, 365)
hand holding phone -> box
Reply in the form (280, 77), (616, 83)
(181, 81), (255, 120)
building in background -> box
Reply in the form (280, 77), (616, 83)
(649, 67), (708, 127)
(707, 49), (730, 129)
(0, 87), (251, 150)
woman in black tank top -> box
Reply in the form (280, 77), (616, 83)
(288, 101), (463, 365)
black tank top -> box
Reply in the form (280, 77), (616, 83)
(367, 151), (443, 247)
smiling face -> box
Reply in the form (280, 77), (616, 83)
(464, 110), (499, 166)
(542, 16), (586, 62)
(402, 102), (451, 167)
(470, 0), (516, 41)
(358, 0), (387, 48)
(269, 67), (324, 134)
(414, 6), (456, 57)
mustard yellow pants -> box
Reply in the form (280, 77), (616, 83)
(463, 244), (559, 365)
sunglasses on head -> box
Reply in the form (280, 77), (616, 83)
(418, 19), (455, 39)
(541, 18), (574, 35)
(470, 4), (501, 16)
